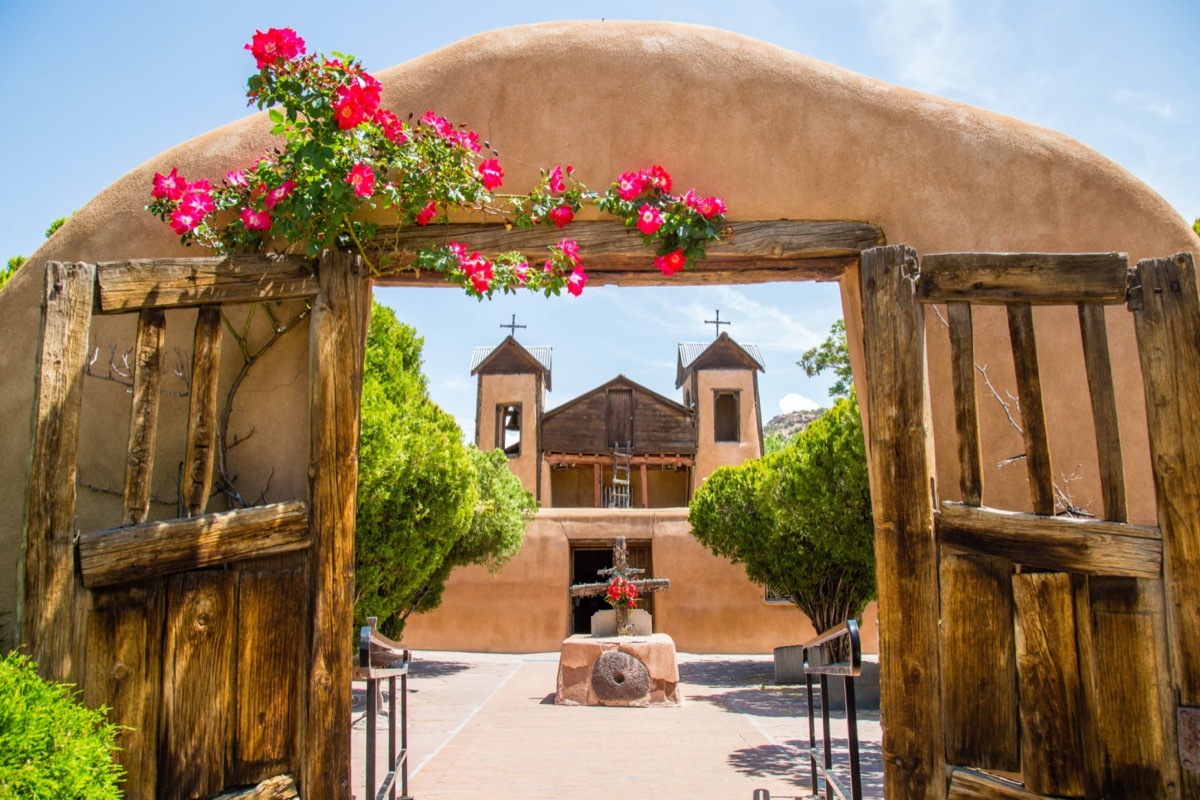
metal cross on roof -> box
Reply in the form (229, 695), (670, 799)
(500, 314), (527, 337)
(704, 309), (731, 338)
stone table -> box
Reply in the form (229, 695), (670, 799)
(554, 633), (682, 707)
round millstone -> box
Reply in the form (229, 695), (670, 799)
(590, 649), (650, 704)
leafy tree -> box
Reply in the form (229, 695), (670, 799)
(690, 393), (874, 635)
(0, 651), (123, 798)
(798, 319), (853, 399)
(3, 212), (72, 293)
(1193, 217), (1199, 238)
(354, 303), (534, 638)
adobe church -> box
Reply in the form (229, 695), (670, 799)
(403, 323), (881, 653)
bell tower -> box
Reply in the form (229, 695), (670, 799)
(470, 334), (551, 499)
(676, 330), (765, 486)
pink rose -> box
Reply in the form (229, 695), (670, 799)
(479, 159), (504, 192)
(346, 163), (375, 197)
(169, 207), (203, 235)
(548, 165), (567, 194)
(151, 167), (187, 201)
(549, 205), (574, 229)
(240, 207), (272, 231)
(225, 169), (248, 187)
(654, 249), (686, 276)
(567, 267), (588, 297)
(513, 261), (530, 283)
(636, 204), (664, 235)
(617, 171), (644, 202)
(373, 109), (407, 145)
(264, 179), (296, 209)
(642, 165), (672, 193)
(558, 238), (581, 266)
(416, 200), (437, 226)
(245, 28), (306, 70)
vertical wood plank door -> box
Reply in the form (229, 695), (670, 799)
(862, 247), (1190, 799)
(606, 388), (634, 448)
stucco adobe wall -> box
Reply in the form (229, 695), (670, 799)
(2, 20), (1198, 630)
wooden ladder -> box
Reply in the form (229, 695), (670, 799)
(609, 442), (632, 508)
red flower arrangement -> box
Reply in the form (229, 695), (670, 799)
(605, 577), (639, 610)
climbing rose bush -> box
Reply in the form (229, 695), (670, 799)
(147, 27), (729, 298)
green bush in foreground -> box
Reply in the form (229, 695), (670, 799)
(0, 652), (123, 799)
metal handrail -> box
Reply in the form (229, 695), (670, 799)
(356, 617), (412, 800)
(802, 619), (862, 800)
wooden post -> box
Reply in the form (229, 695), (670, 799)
(859, 245), (945, 799)
(182, 306), (222, 516)
(594, 463), (602, 508)
(304, 251), (369, 799)
(640, 463), (649, 508)
(1130, 252), (1200, 798)
(21, 261), (95, 683)
(122, 308), (166, 525)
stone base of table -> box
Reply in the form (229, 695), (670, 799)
(554, 633), (682, 707)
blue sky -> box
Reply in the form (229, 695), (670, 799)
(2, 1), (1197, 435)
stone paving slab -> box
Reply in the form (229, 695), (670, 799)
(351, 651), (883, 799)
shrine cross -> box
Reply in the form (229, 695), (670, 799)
(569, 536), (671, 600)
(704, 309), (731, 338)
(500, 314), (527, 337)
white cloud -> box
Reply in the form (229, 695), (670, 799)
(779, 393), (821, 413)
(1113, 89), (1174, 118)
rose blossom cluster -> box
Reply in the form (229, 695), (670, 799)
(605, 577), (639, 609)
(148, 27), (729, 299)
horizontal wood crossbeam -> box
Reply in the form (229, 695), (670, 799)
(947, 768), (1044, 799)
(936, 503), (1161, 579)
(368, 220), (884, 287)
(77, 500), (310, 589)
(543, 452), (694, 468)
(95, 255), (318, 313)
(918, 252), (1129, 304)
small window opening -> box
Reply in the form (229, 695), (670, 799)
(496, 403), (521, 457)
(714, 391), (739, 442)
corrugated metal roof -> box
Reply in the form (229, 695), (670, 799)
(470, 344), (553, 374)
(677, 340), (765, 371)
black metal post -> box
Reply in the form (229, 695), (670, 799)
(845, 674), (862, 800)
(806, 672), (818, 795)
(365, 673), (377, 798)
(401, 655), (409, 799)
(387, 674), (397, 800)
(820, 672), (833, 800)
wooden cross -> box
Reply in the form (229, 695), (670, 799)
(704, 309), (731, 338)
(500, 314), (526, 337)
(570, 536), (670, 634)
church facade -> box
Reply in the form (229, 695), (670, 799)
(402, 331), (880, 654)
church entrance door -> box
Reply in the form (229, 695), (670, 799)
(569, 541), (653, 634)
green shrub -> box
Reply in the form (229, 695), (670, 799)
(0, 652), (123, 799)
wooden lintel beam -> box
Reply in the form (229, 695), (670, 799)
(918, 252), (1129, 305)
(95, 254), (318, 312)
(936, 503), (1161, 579)
(77, 500), (310, 589)
(367, 219), (881, 277)
(544, 452), (694, 468)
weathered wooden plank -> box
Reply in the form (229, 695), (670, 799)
(233, 568), (305, 784)
(594, 463), (602, 509)
(95, 254), (317, 313)
(1078, 303), (1127, 522)
(937, 503), (1161, 579)
(83, 586), (164, 800)
(182, 306), (222, 516)
(22, 261), (95, 684)
(78, 501), (310, 589)
(367, 220), (884, 278)
(123, 308), (166, 525)
(947, 301), (982, 506)
(211, 774), (299, 800)
(1006, 302), (1055, 515)
(304, 250), (369, 800)
(939, 554), (1019, 772)
(1074, 576), (1178, 799)
(859, 245), (945, 800)
(160, 570), (236, 800)
(1012, 571), (1086, 797)
(947, 768), (1044, 800)
(1131, 253), (1200, 706)
(1130, 252), (1200, 799)
(919, 252), (1129, 304)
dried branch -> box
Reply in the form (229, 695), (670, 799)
(84, 343), (191, 397)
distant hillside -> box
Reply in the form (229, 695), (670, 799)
(764, 408), (825, 442)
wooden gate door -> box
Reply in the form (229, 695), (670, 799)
(860, 245), (1200, 799)
(606, 387), (634, 448)
(21, 252), (367, 799)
